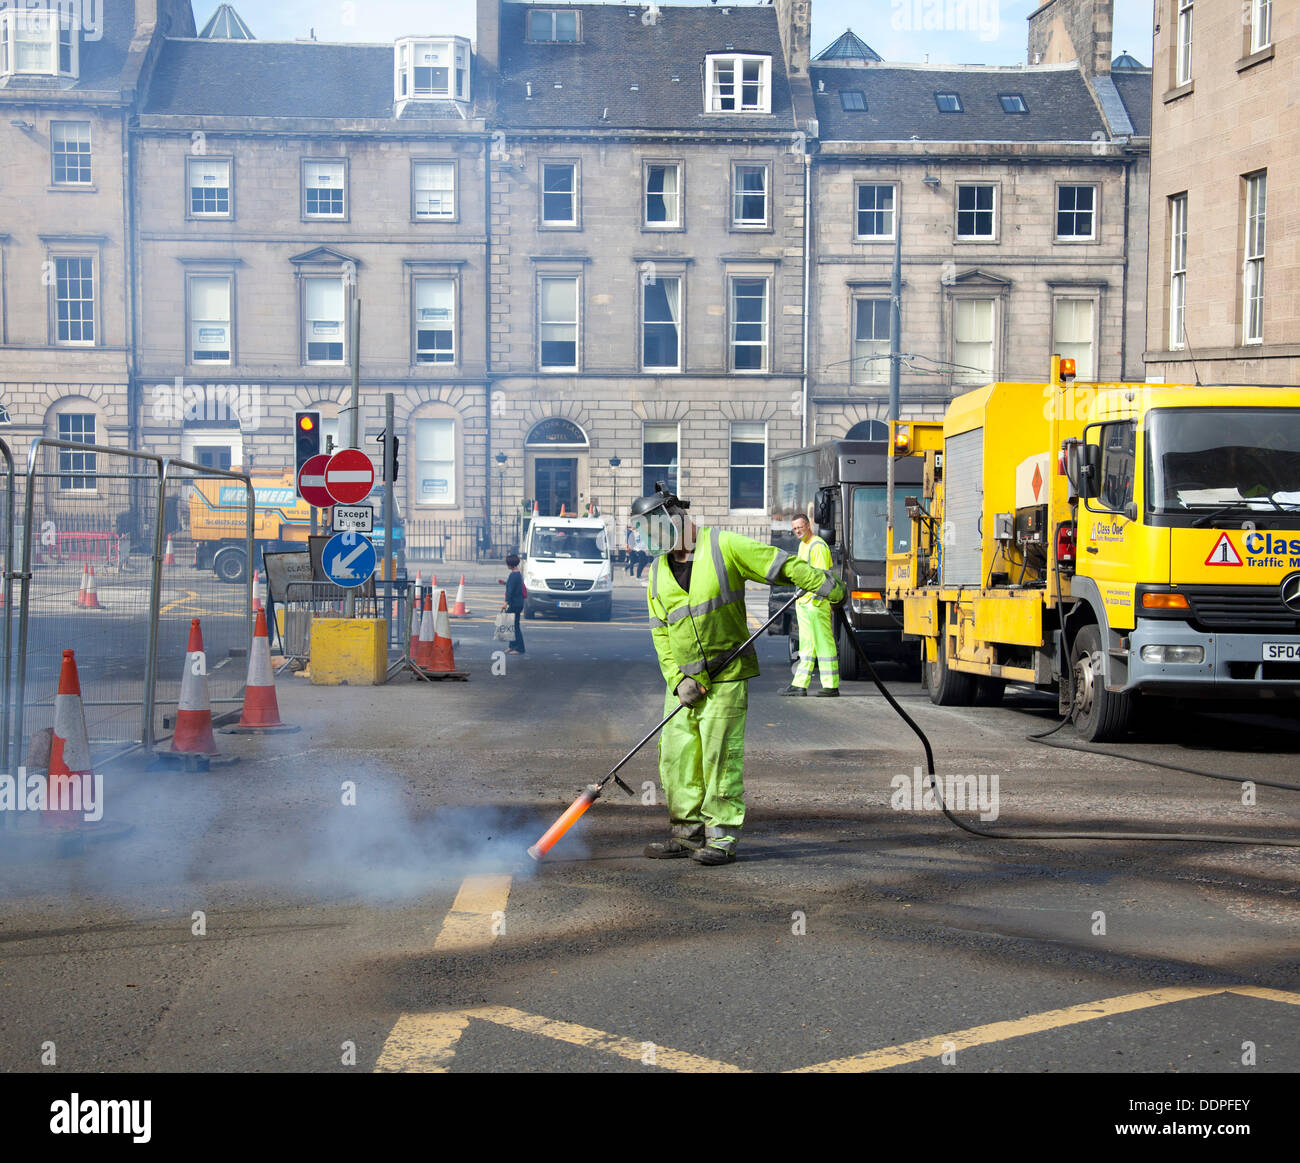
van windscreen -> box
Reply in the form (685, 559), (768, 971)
(531, 530), (606, 559)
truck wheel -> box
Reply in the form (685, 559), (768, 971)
(836, 618), (862, 682)
(1070, 625), (1134, 742)
(788, 618), (800, 668)
(212, 546), (246, 585)
(928, 629), (977, 706)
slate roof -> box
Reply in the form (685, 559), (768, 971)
(143, 39), (400, 118)
(496, 3), (794, 131)
(811, 63), (1107, 144)
(813, 30), (882, 63)
(1109, 69), (1152, 137)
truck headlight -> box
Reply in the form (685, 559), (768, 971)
(851, 590), (885, 614)
(1140, 645), (1204, 664)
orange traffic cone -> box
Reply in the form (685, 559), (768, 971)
(408, 573), (423, 660)
(75, 565), (88, 608)
(80, 566), (102, 610)
(560, 503), (567, 517)
(532, 501), (539, 516)
(426, 589), (460, 675)
(252, 569), (263, 613)
(169, 618), (219, 757)
(224, 609), (298, 734)
(45, 649), (94, 832)
(414, 589), (437, 669)
(451, 574), (470, 617)
(164, 535), (176, 566)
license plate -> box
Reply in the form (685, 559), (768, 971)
(1263, 642), (1300, 661)
(558, 600), (582, 609)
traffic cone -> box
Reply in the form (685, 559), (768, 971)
(75, 565), (88, 608)
(169, 618), (219, 757)
(532, 501), (539, 517)
(80, 566), (103, 610)
(252, 569), (263, 613)
(408, 573), (423, 659)
(560, 503), (567, 516)
(427, 589), (459, 674)
(451, 574), (470, 617)
(224, 609), (299, 734)
(45, 650), (93, 832)
(414, 589), (437, 669)
(164, 535), (175, 566)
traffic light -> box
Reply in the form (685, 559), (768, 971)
(377, 428), (399, 482)
(388, 434), (400, 483)
(294, 411), (320, 476)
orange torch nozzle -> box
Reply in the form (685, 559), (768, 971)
(527, 786), (600, 861)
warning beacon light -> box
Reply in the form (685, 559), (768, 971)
(1059, 357), (1076, 382)
(294, 410), (321, 476)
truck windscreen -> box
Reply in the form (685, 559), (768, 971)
(1147, 408), (1300, 515)
(531, 530), (606, 559)
(851, 486), (913, 561)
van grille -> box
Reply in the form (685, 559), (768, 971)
(546, 578), (593, 592)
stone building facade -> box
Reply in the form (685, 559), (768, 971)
(1145, 0), (1296, 385)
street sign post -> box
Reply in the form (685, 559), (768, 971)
(325, 449), (375, 505)
(331, 504), (374, 534)
(297, 453), (334, 508)
(321, 531), (376, 588)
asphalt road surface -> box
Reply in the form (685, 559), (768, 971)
(3, 575), (1298, 1091)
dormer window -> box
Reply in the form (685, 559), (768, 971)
(394, 37), (470, 105)
(0, 8), (80, 79)
(705, 54), (771, 114)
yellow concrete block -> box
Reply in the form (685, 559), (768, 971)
(309, 618), (388, 685)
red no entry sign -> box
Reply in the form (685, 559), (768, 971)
(296, 453), (334, 508)
(325, 448), (375, 505)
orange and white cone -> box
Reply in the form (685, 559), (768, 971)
(80, 566), (102, 611)
(532, 501), (539, 516)
(170, 618), (219, 756)
(225, 609), (298, 734)
(414, 590), (437, 669)
(408, 574), (423, 659)
(45, 649), (94, 832)
(451, 574), (470, 617)
(75, 565), (88, 608)
(427, 589), (459, 674)
(164, 535), (175, 566)
(252, 569), (263, 613)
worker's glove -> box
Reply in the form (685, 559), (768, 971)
(829, 579), (847, 606)
(675, 677), (708, 708)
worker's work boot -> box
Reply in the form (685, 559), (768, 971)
(780, 685), (807, 696)
(690, 844), (736, 866)
(644, 837), (703, 859)
(814, 688), (840, 698)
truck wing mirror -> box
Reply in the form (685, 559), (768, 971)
(818, 524), (836, 547)
(1078, 444), (1101, 500)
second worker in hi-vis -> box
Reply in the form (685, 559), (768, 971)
(631, 483), (845, 865)
(782, 513), (840, 698)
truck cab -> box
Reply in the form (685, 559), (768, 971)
(521, 516), (613, 620)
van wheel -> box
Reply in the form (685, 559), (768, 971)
(1070, 625), (1134, 742)
(213, 546), (246, 585)
(928, 628), (976, 706)
(524, 603), (536, 620)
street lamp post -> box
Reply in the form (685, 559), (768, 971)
(609, 456), (622, 564)
(494, 451), (508, 550)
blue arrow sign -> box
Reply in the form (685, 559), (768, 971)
(323, 531), (376, 589)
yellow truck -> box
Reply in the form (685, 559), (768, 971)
(887, 358), (1300, 740)
(188, 470), (310, 583)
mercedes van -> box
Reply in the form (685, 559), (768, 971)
(521, 516), (614, 620)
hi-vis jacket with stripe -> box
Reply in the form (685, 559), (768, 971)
(648, 527), (844, 692)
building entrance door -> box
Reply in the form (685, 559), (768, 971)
(534, 457), (578, 516)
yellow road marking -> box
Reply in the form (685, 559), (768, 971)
(789, 986), (1224, 1073)
(1226, 985), (1300, 1006)
(433, 873), (512, 952)
(374, 1012), (472, 1073)
(458, 1006), (747, 1073)
(159, 590), (200, 615)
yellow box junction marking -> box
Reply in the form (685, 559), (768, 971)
(434, 874), (512, 952)
(377, 984), (1300, 1073)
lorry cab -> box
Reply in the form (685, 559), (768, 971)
(521, 516), (613, 620)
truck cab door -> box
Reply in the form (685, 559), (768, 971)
(1078, 420), (1140, 631)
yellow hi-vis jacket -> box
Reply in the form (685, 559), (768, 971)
(648, 527), (844, 692)
(796, 535), (834, 607)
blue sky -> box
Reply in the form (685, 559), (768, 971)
(197, 1), (1154, 68)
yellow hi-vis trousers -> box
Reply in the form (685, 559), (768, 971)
(793, 601), (839, 690)
(658, 680), (748, 852)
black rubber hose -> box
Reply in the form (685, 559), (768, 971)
(831, 604), (1300, 847)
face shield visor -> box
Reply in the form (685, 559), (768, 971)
(631, 509), (682, 556)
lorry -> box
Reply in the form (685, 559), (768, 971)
(521, 515), (614, 620)
(188, 468), (403, 583)
(769, 440), (923, 678)
(886, 357), (1300, 740)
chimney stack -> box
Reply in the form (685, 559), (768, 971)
(1027, 0), (1114, 77)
